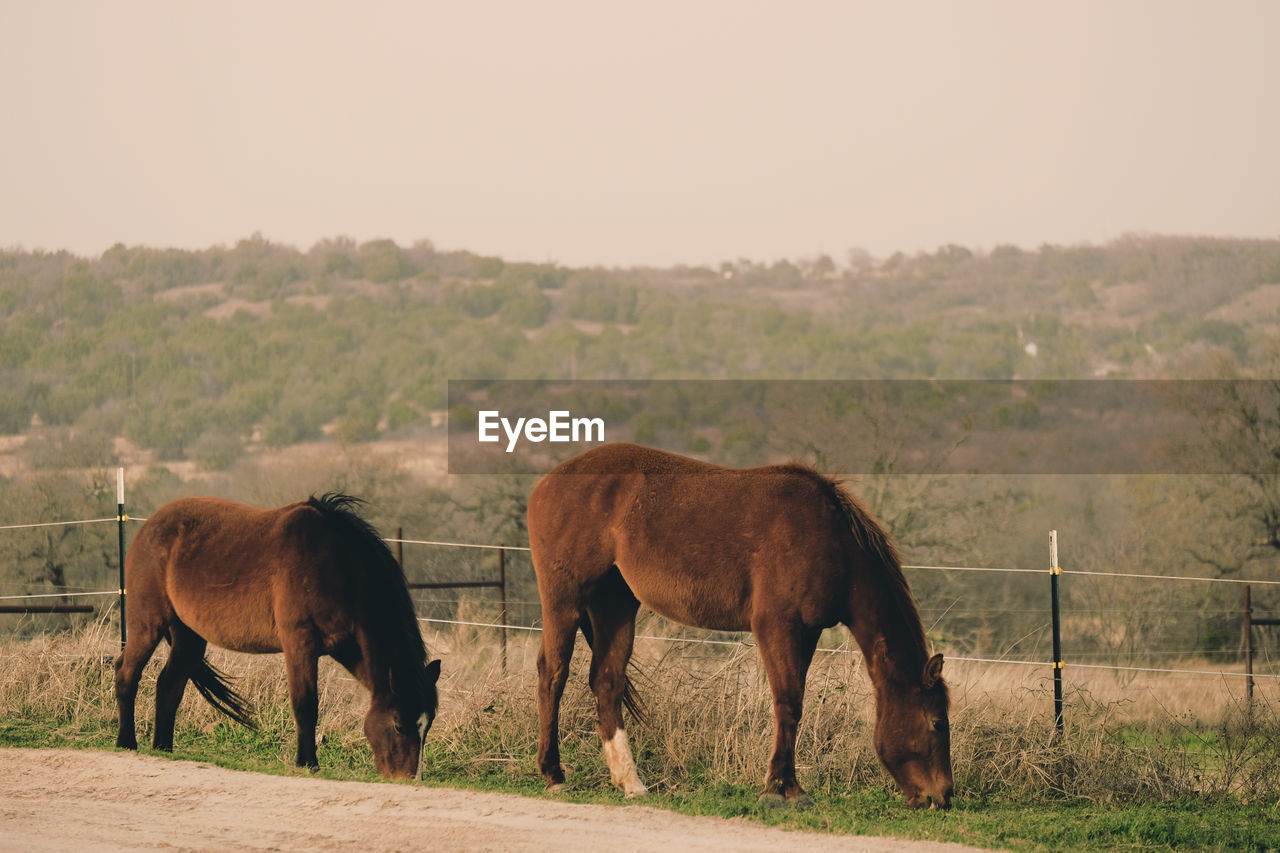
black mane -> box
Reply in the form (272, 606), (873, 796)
(308, 492), (429, 693)
(792, 469), (930, 668)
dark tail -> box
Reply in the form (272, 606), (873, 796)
(579, 615), (648, 725)
(189, 657), (256, 729)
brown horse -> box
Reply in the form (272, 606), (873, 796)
(528, 444), (952, 809)
(114, 493), (441, 779)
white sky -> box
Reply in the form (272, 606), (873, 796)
(2, 1), (1277, 268)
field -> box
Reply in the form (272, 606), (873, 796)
(2, 615), (1277, 852)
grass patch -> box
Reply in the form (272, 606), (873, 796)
(3, 620), (1278, 851)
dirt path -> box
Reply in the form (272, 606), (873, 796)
(0, 749), (992, 852)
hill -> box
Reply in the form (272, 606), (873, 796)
(3, 233), (1278, 474)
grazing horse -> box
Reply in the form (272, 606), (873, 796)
(528, 444), (952, 808)
(114, 493), (441, 779)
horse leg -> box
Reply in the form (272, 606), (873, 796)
(282, 636), (321, 770)
(586, 575), (646, 797)
(753, 617), (821, 808)
(152, 622), (206, 751)
(536, 604), (580, 791)
(114, 617), (166, 750)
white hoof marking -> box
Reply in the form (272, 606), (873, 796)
(602, 728), (647, 797)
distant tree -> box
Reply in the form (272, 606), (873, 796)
(472, 256), (505, 279)
(227, 233), (302, 298)
(0, 392), (28, 433)
(1160, 350), (1280, 597)
(25, 428), (115, 470)
(385, 398), (420, 432)
(496, 284), (552, 329)
(533, 265), (570, 290)
(308, 236), (359, 278)
(358, 239), (416, 283)
(334, 400), (381, 443)
(446, 283), (503, 319)
(189, 428), (244, 471)
(845, 247), (874, 274)
(805, 254), (838, 279)
(564, 274), (639, 324)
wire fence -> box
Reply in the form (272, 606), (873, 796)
(410, 615), (1280, 680)
(2, 509), (1278, 688)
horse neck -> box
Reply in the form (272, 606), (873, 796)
(352, 624), (413, 703)
(349, 627), (390, 695)
(346, 561), (425, 704)
(844, 563), (929, 692)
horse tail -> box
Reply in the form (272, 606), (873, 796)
(189, 656), (256, 729)
(578, 614), (648, 726)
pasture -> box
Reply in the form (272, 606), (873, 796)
(2, 613), (1276, 851)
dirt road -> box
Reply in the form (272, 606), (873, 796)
(0, 749), (991, 852)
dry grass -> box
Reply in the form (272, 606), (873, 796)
(423, 624), (1280, 803)
(3, 616), (1277, 805)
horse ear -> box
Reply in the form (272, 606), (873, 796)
(424, 658), (441, 685)
(922, 653), (944, 689)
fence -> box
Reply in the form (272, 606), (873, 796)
(389, 530), (510, 672)
(391, 532), (1280, 730)
(3, 471), (1279, 732)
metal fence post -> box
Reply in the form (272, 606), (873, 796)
(117, 467), (127, 649)
(1244, 585), (1254, 704)
(1049, 529), (1063, 733)
(498, 548), (508, 674)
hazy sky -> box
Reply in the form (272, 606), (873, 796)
(2, 1), (1277, 268)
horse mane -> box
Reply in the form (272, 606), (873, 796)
(787, 466), (929, 667)
(307, 493), (429, 693)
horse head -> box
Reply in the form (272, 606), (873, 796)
(365, 658), (442, 779)
(872, 650), (953, 809)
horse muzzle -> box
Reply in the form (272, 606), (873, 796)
(907, 786), (954, 810)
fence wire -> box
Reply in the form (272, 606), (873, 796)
(3, 515), (1278, 683)
(417, 616), (1280, 680)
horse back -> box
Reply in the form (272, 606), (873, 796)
(127, 497), (343, 652)
(529, 444), (855, 631)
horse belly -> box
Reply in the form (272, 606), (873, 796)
(616, 561), (752, 632)
(167, 581), (282, 653)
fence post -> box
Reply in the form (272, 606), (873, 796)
(498, 548), (508, 674)
(1049, 529), (1064, 733)
(116, 467), (127, 649)
(1244, 584), (1254, 704)
(395, 527), (404, 567)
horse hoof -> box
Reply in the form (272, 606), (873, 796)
(623, 787), (648, 799)
(546, 782), (568, 794)
(758, 792), (787, 809)
(790, 793), (815, 809)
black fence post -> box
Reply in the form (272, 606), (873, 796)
(1244, 585), (1280, 711)
(498, 548), (508, 674)
(1050, 529), (1064, 734)
(117, 467), (127, 649)
(1244, 585), (1254, 705)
